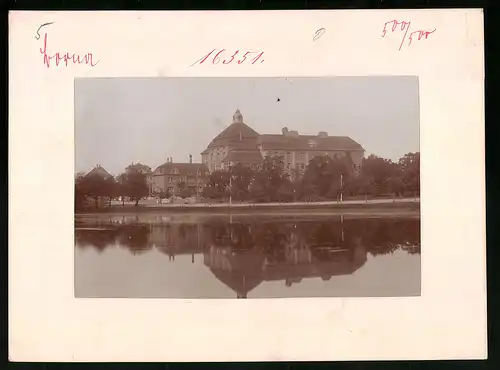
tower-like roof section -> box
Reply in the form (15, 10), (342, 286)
(205, 109), (260, 149)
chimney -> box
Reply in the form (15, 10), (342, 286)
(318, 131), (328, 138)
(170, 157), (173, 163)
(189, 154), (192, 164)
(281, 127), (289, 136)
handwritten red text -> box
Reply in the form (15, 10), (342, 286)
(381, 20), (436, 51)
(190, 49), (265, 67)
(39, 33), (99, 68)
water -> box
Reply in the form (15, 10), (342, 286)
(75, 214), (421, 298)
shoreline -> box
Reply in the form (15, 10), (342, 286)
(76, 199), (420, 216)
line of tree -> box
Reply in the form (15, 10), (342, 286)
(75, 169), (149, 210)
(202, 152), (420, 203)
(75, 151), (419, 209)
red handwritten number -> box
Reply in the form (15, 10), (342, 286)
(191, 49), (265, 66)
(382, 20), (435, 50)
(238, 52), (251, 64)
(213, 49), (226, 64)
(192, 49), (216, 66)
(408, 29), (436, 47)
(251, 52), (264, 64)
(223, 50), (239, 64)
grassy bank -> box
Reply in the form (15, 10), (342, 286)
(76, 200), (420, 216)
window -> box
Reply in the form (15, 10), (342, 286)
(211, 164), (216, 171)
(300, 153), (304, 161)
(211, 153), (214, 160)
(168, 176), (173, 183)
(286, 163), (291, 169)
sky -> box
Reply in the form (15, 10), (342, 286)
(75, 76), (420, 175)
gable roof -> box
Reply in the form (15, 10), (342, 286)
(154, 162), (209, 175)
(86, 165), (113, 179)
(257, 134), (364, 151)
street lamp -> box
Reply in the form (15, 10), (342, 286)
(229, 174), (233, 206)
(340, 173), (343, 203)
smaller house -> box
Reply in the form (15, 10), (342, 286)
(126, 162), (152, 175)
(85, 164), (113, 180)
(150, 156), (209, 197)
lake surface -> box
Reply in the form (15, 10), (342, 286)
(75, 213), (421, 298)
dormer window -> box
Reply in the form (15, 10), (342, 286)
(308, 140), (317, 148)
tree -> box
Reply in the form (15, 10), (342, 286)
(229, 163), (254, 201)
(102, 176), (117, 207)
(249, 155), (289, 202)
(300, 155), (352, 201)
(398, 152), (420, 194)
(359, 155), (399, 196)
(203, 170), (230, 200)
(116, 173), (129, 206)
(79, 173), (108, 209)
(123, 170), (149, 206)
(75, 172), (88, 210)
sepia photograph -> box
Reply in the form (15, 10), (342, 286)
(74, 76), (421, 299)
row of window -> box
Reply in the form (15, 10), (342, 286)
(165, 186), (204, 193)
(160, 168), (205, 176)
(205, 149), (228, 161)
(265, 151), (345, 161)
(164, 177), (203, 183)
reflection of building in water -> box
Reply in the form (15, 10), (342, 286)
(203, 228), (367, 298)
(205, 247), (266, 299)
(149, 223), (209, 262)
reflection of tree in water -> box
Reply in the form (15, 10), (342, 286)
(349, 218), (421, 256)
(206, 217), (420, 261)
(75, 217), (420, 260)
(117, 225), (152, 255)
(75, 229), (119, 253)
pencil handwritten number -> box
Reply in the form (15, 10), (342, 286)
(313, 28), (326, 42)
(190, 49), (265, 67)
(35, 22), (54, 40)
(381, 20), (436, 51)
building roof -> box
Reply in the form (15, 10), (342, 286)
(257, 134), (364, 151)
(222, 150), (263, 164)
(86, 165), (113, 179)
(126, 163), (152, 173)
(206, 123), (260, 148)
(204, 109), (260, 150)
(154, 162), (209, 175)
(210, 269), (263, 298)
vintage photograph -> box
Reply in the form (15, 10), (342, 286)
(74, 77), (420, 299)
